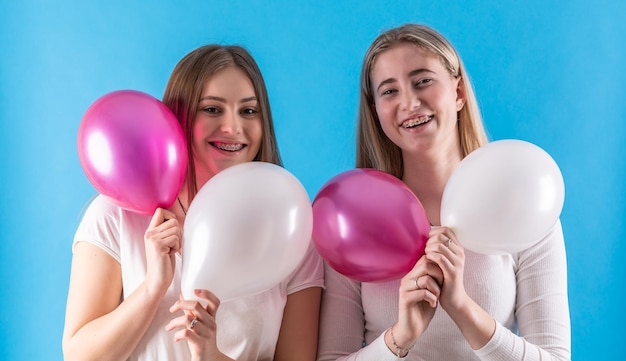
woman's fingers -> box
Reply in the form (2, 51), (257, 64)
(165, 311), (198, 332)
(144, 209), (182, 253)
(147, 208), (177, 228)
(425, 227), (463, 272)
(192, 289), (221, 314)
(143, 209), (183, 291)
(402, 258), (442, 308)
(167, 290), (221, 331)
(408, 274), (441, 307)
(426, 227), (457, 249)
(407, 256), (444, 284)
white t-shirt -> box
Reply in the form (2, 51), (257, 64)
(74, 195), (324, 361)
(317, 221), (571, 361)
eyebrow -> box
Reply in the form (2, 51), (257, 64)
(199, 95), (258, 103)
(375, 68), (436, 92)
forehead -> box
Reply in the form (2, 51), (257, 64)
(371, 43), (446, 81)
(201, 66), (255, 96)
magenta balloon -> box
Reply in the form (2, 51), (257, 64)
(77, 90), (187, 215)
(312, 169), (430, 282)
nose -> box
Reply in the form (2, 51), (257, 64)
(220, 110), (242, 134)
(401, 90), (420, 111)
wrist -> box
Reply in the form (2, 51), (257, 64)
(445, 293), (473, 320)
(141, 275), (170, 299)
(145, 280), (168, 297)
(385, 324), (414, 358)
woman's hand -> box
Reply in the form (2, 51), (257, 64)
(424, 226), (468, 312)
(166, 290), (229, 361)
(425, 229), (497, 350)
(143, 208), (182, 295)
(388, 255), (443, 353)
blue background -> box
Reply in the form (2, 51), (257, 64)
(1, 1), (623, 359)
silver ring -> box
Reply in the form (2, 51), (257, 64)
(189, 317), (198, 329)
(413, 278), (420, 290)
(446, 238), (451, 248)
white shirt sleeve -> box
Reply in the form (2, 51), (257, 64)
(73, 195), (122, 263)
(286, 241), (325, 294)
(474, 220), (571, 361)
(317, 262), (404, 361)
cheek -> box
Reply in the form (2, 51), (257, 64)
(247, 121), (264, 150)
(374, 102), (396, 134)
(192, 123), (207, 148)
(436, 88), (459, 112)
(378, 120), (396, 142)
(373, 99), (394, 122)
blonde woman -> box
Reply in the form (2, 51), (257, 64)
(317, 24), (570, 361)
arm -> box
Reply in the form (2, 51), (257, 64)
(274, 287), (323, 361)
(316, 263), (367, 361)
(474, 220), (571, 360)
(424, 227), (495, 349)
(317, 260), (441, 361)
(426, 223), (571, 361)
(63, 208), (182, 361)
(62, 242), (164, 361)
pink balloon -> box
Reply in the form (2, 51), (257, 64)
(77, 90), (187, 215)
(312, 169), (430, 282)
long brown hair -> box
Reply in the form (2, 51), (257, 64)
(356, 24), (488, 178)
(162, 45), (282, 203)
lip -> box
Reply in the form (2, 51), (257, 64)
(400, 114), (433, 129)
(209, 140), (247, 152)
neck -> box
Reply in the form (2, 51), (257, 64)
(193, 161), (217, 195)
(173, 180), (191, 220)
(190, 157), (217, 202)
(401, 145), (461, 226)
(177, 164), (216, 216)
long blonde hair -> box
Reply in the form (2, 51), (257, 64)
(162, 45), (283, 203)
(356, 24), (488, 178)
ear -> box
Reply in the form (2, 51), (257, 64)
(455, 76), (466, 111)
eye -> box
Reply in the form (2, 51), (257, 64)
(380, 88), (397, 97)
(414, 78), (433, 88)
(202, 106), (219, 114)
(241, 107), (259, 116)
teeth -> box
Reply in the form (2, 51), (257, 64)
(213, 142), (243, 151)
(402, 116), (431, 128)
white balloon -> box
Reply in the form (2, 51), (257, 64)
(181, 162), (312, 302)
(440, 139), (565, 254)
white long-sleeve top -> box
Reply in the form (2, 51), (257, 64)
(317, 220), (570, 361)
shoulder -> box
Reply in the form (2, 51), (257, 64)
(80, 194), (123, 218)
(73, 195), (149, 260)
(284, 242), (325, 294)
(79, 194), (151, 227)
(512, 219), (567, 279)
(514, 219), (565, 261)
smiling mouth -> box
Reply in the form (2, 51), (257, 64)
(211, 142), (245, 152)
(401, 115), (432, 128)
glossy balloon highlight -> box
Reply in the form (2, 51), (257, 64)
(440, 139), (565, 254)
(77, 90), (187, 214)
(312, 169), (430, 282)
(181, 162), (312, 302)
